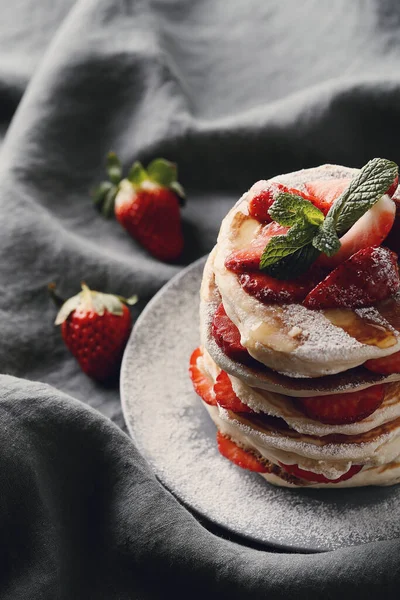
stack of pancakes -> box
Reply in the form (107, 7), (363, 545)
(194, 165), (400, 488)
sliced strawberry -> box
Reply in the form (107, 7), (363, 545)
(364, 350), (400, 375)
(248, 182), (288, 223)
(304, 178), (351, 214)
(279, 462), (363, 484)
(214, 371), (254, 413)
(295, 384), (385, 425)
(239, 265), (324, 305)
(387, 174), (399, 198)
(211, 303), (250, 363)
(216, 432), (269, 472)
(385, 196), (400, 255)
(189, 347), (216, 406)
(303, 246), (400, 310)
(305, 178), (397, 268)
(248, 181), (326, 222)
(319, 195), (396, 268)
(225, 222), (289, 272)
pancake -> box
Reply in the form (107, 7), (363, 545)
(211, 164), (400, 378)
(191, 161), (400, 488)
(201, 347), (400, 437)
(205, 403), (400, 487)
(201, 249), (400, 396)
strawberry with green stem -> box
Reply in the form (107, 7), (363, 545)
(52, 283), (138, 382)
(93, 153), (186, 262)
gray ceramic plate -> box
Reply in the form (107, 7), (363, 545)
(120, 256), (400, 552)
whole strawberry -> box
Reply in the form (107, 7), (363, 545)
(93, 153), (185, 261)
(54, 283), (137, 382)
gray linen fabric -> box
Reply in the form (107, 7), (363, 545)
(0, 0), (400, 597)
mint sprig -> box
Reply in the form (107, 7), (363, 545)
(313, 158), (398, 256)
(260, 194), (324, 274)
(259, 158), (398, 279)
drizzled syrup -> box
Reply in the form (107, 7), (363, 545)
(323, 308), (397, 349)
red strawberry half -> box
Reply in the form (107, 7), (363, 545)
(364, 350), (400, 375)
(303, 246), (400, 310)
(216, 432), (269, 472)
(54, 283), (137, 382)
(211, 303), (250, 363)
(93, 153), (185, 262)
(189, 347), (216, 406)
(214, 371), (254, 413)
(279, 462), (363, 484)
(295, 384), (385, 425)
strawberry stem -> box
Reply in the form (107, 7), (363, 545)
(48, 283), (65, 308)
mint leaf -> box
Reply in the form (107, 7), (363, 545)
(264, 244), (321, 280)
(334, 158), (397, 234)
(312, 217), (341, 256)
(260, 221), (318, 269)
(269, 193), (325, 227)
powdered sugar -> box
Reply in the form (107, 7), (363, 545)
(270, 163), (358, 191)
(282, 303), (362, 368)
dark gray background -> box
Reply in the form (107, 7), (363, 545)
(0, 0), (400, 598)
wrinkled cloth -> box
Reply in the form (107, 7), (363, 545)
(1, 0), (400, 598)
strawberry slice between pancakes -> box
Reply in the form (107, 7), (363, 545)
(364, 350), (400, 375)
(279, 462), (363, 484)
(214, 371), (254, 413)
(189, 347), (216, 406)
(303, 246), (400, 310)
(239, 267), (324, 305)
(211, 303), (250, 363)
(295, 384), (385, 425)
(216, 432), (269, 472)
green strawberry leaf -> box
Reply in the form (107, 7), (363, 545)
(106, 152), (122, 185)
(128, 161), (148, 187)
(170, 180), (186, 206)
(92, 181), (114, 207)
(147, 158), (177, 187)
(101, 186), (118, 218)
(269, 193), (324, 227)
(92, 291), (125, 316)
